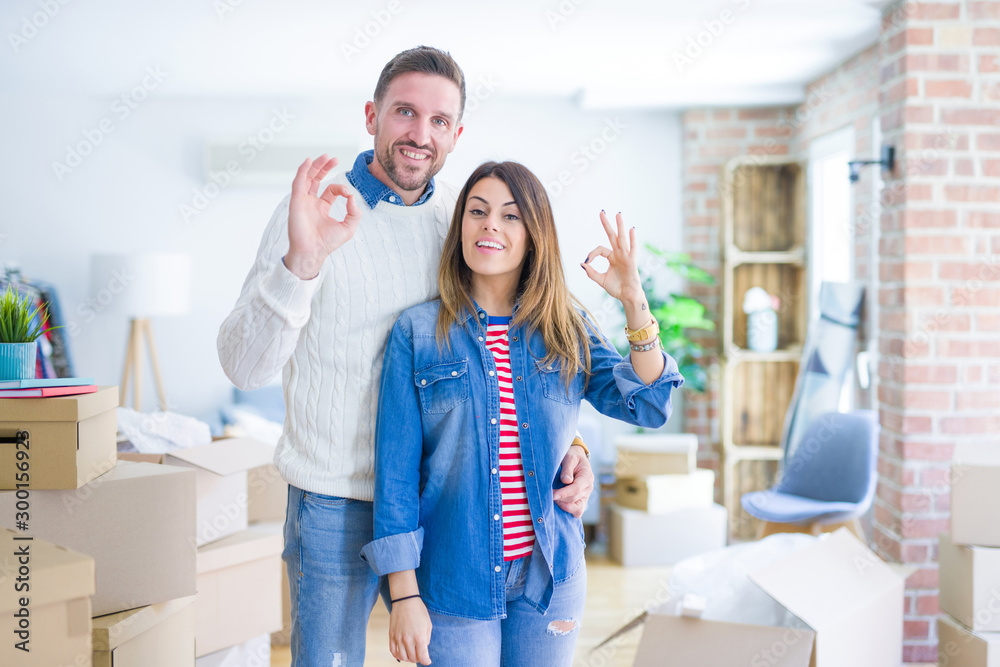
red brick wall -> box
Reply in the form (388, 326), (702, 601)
(679, 1), (1000, 661)
(876, 1), (1000, 661)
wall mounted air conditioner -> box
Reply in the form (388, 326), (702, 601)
(203, 141), (361, 187)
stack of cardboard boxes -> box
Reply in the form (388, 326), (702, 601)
(120, 436), (282, 666)
(0, 386), (286, 666)
(607, 433), (727, 566)
(937, 443), (1000, 664)
(0, 386), (198, 667)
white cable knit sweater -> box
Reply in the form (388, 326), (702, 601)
(218, 172), (457, 500)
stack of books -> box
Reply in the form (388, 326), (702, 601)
(0, 376), (96, 397)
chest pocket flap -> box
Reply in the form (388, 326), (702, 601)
(414, 359), (470, 414)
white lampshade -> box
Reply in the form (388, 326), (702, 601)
(89, 253), (192, 318)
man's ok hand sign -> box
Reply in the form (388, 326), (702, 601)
(284, 154), (362, 280)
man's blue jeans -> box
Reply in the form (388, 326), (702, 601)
(425, 554), (587, 666)
(282, 484), (385, 667)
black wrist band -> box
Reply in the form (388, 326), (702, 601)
(391, 593), (422, 603)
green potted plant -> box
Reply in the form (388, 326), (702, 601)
(0, 285), (54, 380)
(617, 245), (716, 393)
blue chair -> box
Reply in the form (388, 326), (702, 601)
(741, 410), (879, 539)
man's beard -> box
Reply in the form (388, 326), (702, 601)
(375, 137), (439, 193)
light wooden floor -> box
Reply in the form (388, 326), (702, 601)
(270, 550), (668, 666)
(270, 551), (937, 666)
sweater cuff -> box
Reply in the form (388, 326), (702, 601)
(360, 527), (424, 576)
(259, 259), (322, 324)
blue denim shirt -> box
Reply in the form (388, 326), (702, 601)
(361, 300), (684, 620)
(345, 149), (436, 209)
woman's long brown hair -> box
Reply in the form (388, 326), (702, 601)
(437, 161), (598, 386)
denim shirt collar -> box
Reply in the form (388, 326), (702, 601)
(467, 300), (521, 326)
(345, 150), (436, 209)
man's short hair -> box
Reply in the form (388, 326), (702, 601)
(373, 46), (466, 121)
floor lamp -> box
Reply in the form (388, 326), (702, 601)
(90, 253), (192, 411)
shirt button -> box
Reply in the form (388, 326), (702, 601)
(512, 336), (518, 341)
(516, 376), (522, 382)
(494, 514), (500, 521)
(522, 422), (528, 429)
(491, 468), (498, 474)
(389, 196), (396, 202)
(527, 471), (534, 477)
(495, 565), (502, 572)
(420, 379), (427, 386)
(491, 418), (497, 425)
(451, 371), (458, 377)
(489, 371), (495, 377)
(537, 517), (544, 524)
(479, 312), (485, 319)
(479, 336), (484, 342)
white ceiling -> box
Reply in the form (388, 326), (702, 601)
(2, 0), (894, 107)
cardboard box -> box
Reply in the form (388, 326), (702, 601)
(953, 443), (1000, 547)
(0, 460), (197, 616)
(608, 503), (727, 567)
(614, 433), (697, 477)
(247, 463), (287, 524)
(196, 528), (282, 657)
(0, 385), (118, 489)
(92, 595), (196, 667)
(0, 528), (95, 667)
(941, 532), (1000, 632)
(627, 529), (904, 667)
(196, 633), (271, 667)
(164, 438), (274, 547)
(939, 614), (1000, 667)
(615, 468), (715, 514)
(251, 521), (291, 646)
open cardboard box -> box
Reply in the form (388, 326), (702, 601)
(121, 437), (275, 547)
(0, 385), (118, 489)
(0, 528), (95, 667)
(952, 442), (1000, 547)
(614, 529), (904, 667)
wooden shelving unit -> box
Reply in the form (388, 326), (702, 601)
(720, 155), (808, 541)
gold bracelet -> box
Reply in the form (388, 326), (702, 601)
(625, 317), (659, 343)
(571, 437), (590, 460)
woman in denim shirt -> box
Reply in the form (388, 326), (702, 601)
(362, 161), (683, 666)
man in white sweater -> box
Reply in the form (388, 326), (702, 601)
(217, 47), (594, 666)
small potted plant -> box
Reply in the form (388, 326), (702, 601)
(0, 285), (54, 380)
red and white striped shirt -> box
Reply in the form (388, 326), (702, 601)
(486, 317), (535, 561)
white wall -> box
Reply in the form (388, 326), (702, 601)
(2, 89), (682, 427)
